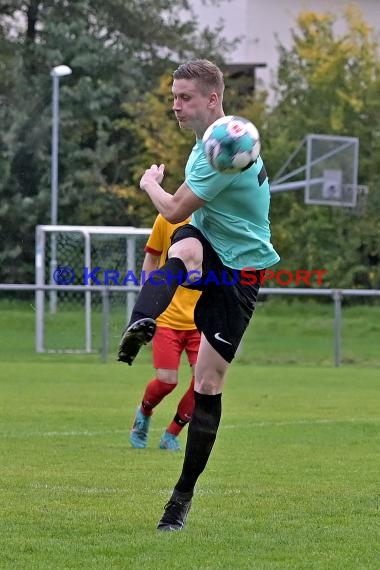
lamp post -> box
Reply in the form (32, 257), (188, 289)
(50, 65), (72, 313)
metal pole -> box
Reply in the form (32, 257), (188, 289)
(333, 290), (342, 367)
(101, 288), (110, 363)
(35, 226), (46, 352)
(51, 75), (59, 227)
(49, 74), (59, 314)
(84, 231), (92, 353)
(126, 237), (136, 324)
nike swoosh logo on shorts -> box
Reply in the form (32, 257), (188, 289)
(214, 332), (232, 345)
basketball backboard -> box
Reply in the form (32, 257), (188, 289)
(271, 134), (364, 208)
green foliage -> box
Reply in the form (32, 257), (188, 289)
(261, 6), (380, 288)
(0, 2), (379, 288)
(0, 0), (231, 281)
(109, 5), (380, 290)
(119, 74), (194, 188)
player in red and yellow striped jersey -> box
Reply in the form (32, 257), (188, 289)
(130, 214), (201, 451)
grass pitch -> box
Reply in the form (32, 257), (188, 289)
(1, 297), (380, 366)
(1, 361), (379, 569)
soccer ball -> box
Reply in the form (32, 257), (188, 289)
(202, 115), (261, 173)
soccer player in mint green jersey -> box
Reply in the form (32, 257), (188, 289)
(118, 59), (280, 531)
(186, 140), (279, 270)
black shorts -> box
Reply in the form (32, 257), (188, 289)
(171, 224), (260, 363)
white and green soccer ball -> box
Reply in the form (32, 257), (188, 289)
(202, 115), (261, 173)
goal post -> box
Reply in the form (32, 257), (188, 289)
(35, 225), (151, 353)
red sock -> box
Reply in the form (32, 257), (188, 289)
(167, 376), (195, 436)
(141, 378), (176, 416)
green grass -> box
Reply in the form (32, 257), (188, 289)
(0, 298), (379, 567)
(1, 297), (380, 366)
(0, 363), (379, 569)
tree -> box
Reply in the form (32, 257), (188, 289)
(0, 0), (232, 281)
(261, 6), (380, 289)
(110, 5), (380, 291)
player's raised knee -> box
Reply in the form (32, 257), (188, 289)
(169, 238), (203, 274)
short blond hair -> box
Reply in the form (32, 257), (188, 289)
(173, 59), (225, 98)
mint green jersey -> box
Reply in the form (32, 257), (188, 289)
(185, 139), (280, 270)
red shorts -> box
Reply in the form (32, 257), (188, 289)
(152, 326), (200, 370)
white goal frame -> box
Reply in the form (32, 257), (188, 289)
(35, 224), (151, 353)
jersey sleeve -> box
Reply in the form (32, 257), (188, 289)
(144, 215), (164, 255)
(185, 152), (237, 202)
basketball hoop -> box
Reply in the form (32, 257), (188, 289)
(270, 134), (368, 210)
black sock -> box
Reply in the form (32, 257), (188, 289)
(174, 391), (222, 494)
(129, 257), (187, 324)
(173, 413), (188, 428)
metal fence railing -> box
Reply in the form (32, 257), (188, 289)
(1, 284), (380, 366)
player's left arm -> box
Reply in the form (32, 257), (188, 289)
(141, 252), (160, 275)
(140, 164), (205, 223)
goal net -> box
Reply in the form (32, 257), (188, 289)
(35, 225), (151, 354)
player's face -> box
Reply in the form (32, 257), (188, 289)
(172, 79), (216, 136)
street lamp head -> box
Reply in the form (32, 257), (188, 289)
(51, 65), (72, 78)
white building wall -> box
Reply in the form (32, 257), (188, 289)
(191, 0), (379, 91)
